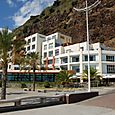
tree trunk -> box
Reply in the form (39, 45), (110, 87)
(1, 63), (7, 99)
(33, 63), (36, 91)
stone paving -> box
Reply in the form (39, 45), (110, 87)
(0, 87), (115, 115)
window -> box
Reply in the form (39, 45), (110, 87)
(44, 52), (47, 58)
(72, 66), (80, 72)
(27, 46), (30, 51)
(72, 56), (79, 62)
(52, 35), (56, 39)
(55, 42), (61, 47)
(55, 49), (59, 56)
(61, 57), (68, 64)
(28, 39), (31, 43)
(47, 37), (51, 40)
(106, 56), (114, 62)
(80, 47), (84, 51)
(66, 49), (71, 53)
(32, 44), (35, 49)
(32, 37), (35, 42)
(55, 58), (59, 64)
(49, 51), (53, 57)
(85, 55), (88, 61)
(14, 67), (19, 70)
(90, 55), (96, 61)
(107, 65), (115, 73)
(84, 55), (96, 61)
(44, 45), (47, 50)
(9, 65), (11, 69)
(48, 60), (52, 64)
(49, 43), (53, 49)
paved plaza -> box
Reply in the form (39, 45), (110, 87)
(0, 87), (115, 115)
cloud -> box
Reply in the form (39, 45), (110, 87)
(6, 0), (27, 7)
(12, 0), (55, 27)
(6, 0), (15, 7)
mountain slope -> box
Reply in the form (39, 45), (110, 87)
(13, 0), (115, 47)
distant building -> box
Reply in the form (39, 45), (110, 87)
(25, 33), (46, 55)
(6, 32), (115, 80)
(42, 33), (115, 79)
(8, 33), (46, 70)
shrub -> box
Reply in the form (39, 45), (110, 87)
(44, 81), (50, 88)
(21, 82), (27, 88)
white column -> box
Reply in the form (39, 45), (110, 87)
(98, 47), (102, 75)
(68, 53), (70, 70)
(80, 50), (83, 83)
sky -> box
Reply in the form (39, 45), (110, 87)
(0, 0), (55, 31)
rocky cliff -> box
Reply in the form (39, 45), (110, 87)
(13, 0), (115, 47)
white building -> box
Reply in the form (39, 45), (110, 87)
(42, 32), (72, 69)
(8, 33), (46, 70)
(42, 33), (115, 79)
(6, 32), (115, 80)
(25, 33), (46, 55)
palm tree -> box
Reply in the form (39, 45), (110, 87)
(83, 67), (100, 80)
(20, 52), (39, 91)
(82, 67), (102, 86)
(12, 37), (25, 65)
(56, 70), (75, 86)
(0, 28), (13, 99)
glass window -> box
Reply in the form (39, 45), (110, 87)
(55, 42), (61, 47)
(49, 43), (53, 49)
(28, 39), (31, 43)
(90, 55), (96, 61)
(49, 51), (53, 57)
(55, 58), (59, 64)
(52, 35), (56, 39)
(27, 46), (30, 51)
(48, 60), (52, 64)
(44, 45), (47, 50)
(47, 37), (51, 40)
(72, 66), (80, 72)
(32, 37), (35, 42)
(44, 52), (47, 58)
(72, 56), (79, 62)
(32, 44), (35, 49)
(106, 56), (114, 62)
(66, 49), (71, 53)
(107, 65), (115, 73)
(55, 49), (59, 56)
(61, 57), (68, 64)
(84, 55), (96, 61)
(80, 47), (84, 51)
(85, 55), (88, 61)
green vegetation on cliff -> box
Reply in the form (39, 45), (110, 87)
(13, 0), (115, 47)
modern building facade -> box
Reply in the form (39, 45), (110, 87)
(25, 33), (46, 55)
(6, 32), (115, 79)
(42, 33), (115, 79)
(8, 33), (46, 70)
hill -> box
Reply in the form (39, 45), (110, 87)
(13, 0), (115, 47)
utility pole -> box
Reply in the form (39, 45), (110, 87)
(74, 0), (101, 92)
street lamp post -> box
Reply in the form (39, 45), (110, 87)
(74, 0), (101, 92)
